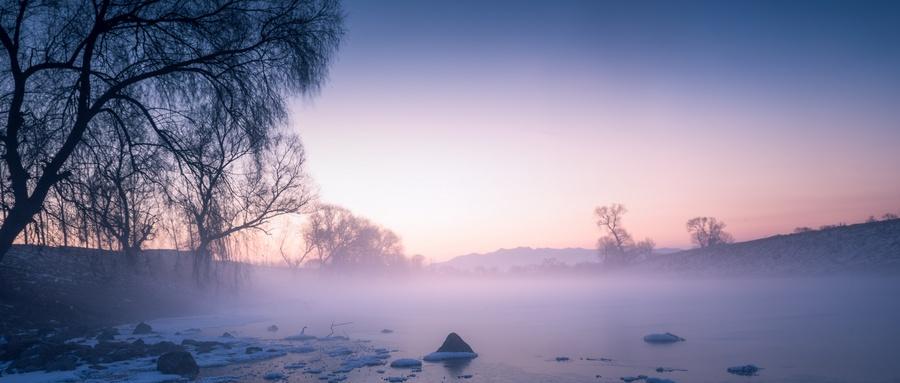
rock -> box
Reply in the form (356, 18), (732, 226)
(381, 329), (394, 334)
(96, 328), (119, 341)
(263, 371), (285, 380)
(149, 341), (184, 355)
(727, 364), (761, 376)
(267, 325), (279, 332)
(423, 332), (478, 361)
(8, 341), (87, 372)
(621, 375), (647, 382)
(390, 358), (422, 368)
(436, 332), (474, 353)
(221, 332), (234, 338)
(44, 354), (78, 371)
(555, 356), (570, 362)
(132, 322), (153, 335)
(245, 346), (263, 354)
(642, 333), (685, 344)
(156, 351), (199, 378)
(646, 378), (677, 383)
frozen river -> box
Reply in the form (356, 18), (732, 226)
(196, 274), (900, 383)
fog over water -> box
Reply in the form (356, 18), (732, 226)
(195, 272), (900, 383)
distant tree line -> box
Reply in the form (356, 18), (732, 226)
(0, 1), (345, 282)
(280, 204), (425, 272)
(794, 212), (899, 234)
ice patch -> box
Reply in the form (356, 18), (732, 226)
(389, 358), (422, 368)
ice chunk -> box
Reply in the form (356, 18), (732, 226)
(727, 364), (761, 376)
(642, 333), (685, 343)
(390, 358), (423, 368)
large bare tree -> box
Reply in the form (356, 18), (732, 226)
(0, 0), (343, 261)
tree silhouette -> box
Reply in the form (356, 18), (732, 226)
(0, 0), (343, 261)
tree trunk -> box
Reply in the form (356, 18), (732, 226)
(0, 201), (40, 261)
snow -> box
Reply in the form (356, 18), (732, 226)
(422, 351), (478, 361)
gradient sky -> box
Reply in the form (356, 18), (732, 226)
(287, 0), (900, 261)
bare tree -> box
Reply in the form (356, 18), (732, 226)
(595, 204), (632, 256)
(594, 204), (654, 266)
(168, 115), (312, 282)
(0, 0), (343, 261)
(686, 216), (734, 248)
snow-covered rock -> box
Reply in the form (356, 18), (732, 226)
(642, 332), (685, 343)
(423, 332), (478, 361)
(423, 351), (478, 361)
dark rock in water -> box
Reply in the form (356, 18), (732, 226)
(96, 328), (119, 341)
(435, 332), (474, 353)
(157, 351), (199, 378)
(381, 329), (394, 334)
(245, 346), (263, 354)
(267, 325), (279, 332)
(221, 332), (234, 338)
(132, 322), (153, 335)
(7, 341), (88, 372)
(727, 364), (761, 376)
(555, 356), (570, 362)
(149, 341), (183, 355)
(44, 354), (78, 371)
(132, 339), (146, 347)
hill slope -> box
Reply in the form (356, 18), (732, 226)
(437, 246), (681, 272)
(631, 219), (900, 276)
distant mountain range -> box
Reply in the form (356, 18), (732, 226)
(436, 246), (680, 272)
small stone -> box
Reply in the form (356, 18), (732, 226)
(132, 322), (153, 335)
(245, 346), (263, 354)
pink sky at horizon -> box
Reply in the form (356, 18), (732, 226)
(283, 1), (900, 262)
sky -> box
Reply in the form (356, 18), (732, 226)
(287, 0), (900, 261)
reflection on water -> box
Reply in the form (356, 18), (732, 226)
(204, 274), (900, 383)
